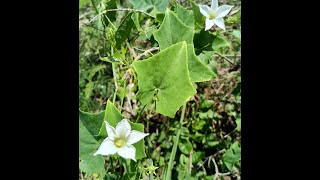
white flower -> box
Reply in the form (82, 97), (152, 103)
(94, 119), (149, 161)
(199, 0), (233, 31)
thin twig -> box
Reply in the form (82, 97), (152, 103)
(134, 47), (160, 61)
(223, 128), (237, 139)
(212, 157), (219, 180)
(214, 52), (234, 64)
(135, 104), (147, 123)
(212, 55), (241, 57)
(79, 23), (105, 32)
(212, 157), (231, 180)
(90, 10), (106, 23)
(126, 42), (137, 60)
(80, 171), (85, 180)
(106, 8), (155, 18)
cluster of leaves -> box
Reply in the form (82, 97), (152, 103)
(79, 0), (241, 179)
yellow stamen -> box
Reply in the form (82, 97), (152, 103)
(114, 138), (126, 148)
(208, 10), (217, 20)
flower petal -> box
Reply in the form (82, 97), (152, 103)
(213, 18), (225, 30)
(199, 5), (210, 18)
(94, 138), (118, 156)
(126, 130), (149, 145)
(216, 5), (233, 18)
(117, 144), (136, 161)
(205, 18), (215, 31)
(211, 0), (218, 10)
(116, 119), (131, 138)
(105, 121), (116, 140)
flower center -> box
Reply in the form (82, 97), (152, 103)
(208, 9), (217, 20)
(114, 138), (126, 148)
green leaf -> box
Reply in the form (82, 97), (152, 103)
(121, 172), (137, 180)
(105, 173), (118, 180)
(79, 120), (105, 176)
(105, 0), (117, 22)
(79, 110), (105, 137)
(175, 3), (194, 27)
(97, 0), (117, 29)
(153, 9), (215, 82)
(232, 29), (241, 40)
(131, 12), (142, 31)
(225, 11), (241, 24)
(100, 56), (122, 64)
(191, 1), (205, 31)
(84, 81), (94, 99)
(129, 0), (169, 16)
(197, 51), (217, 74)
(129, 0), (153, 13)
(200, 99), (215, 109)
(178, 139), (193, 155)
(222, 141), (241, 171)
(192, 151), (205, 164)
(155, 13), (165, 23)
(212, 35), (230, 51)
(236, 117), (241, 132)
(153, 10), (193, 50)
(198, 51), (214, 64)
(129, 122), (147, 160)
(187, 44), (216, 82)
(115, 12), (135, 49)
(132, 42), (196, 118)
(97, 100), (122, 138)
(88, 64), (106, 80)
(194, 29), (215, 54)
(97, 100), (147, 160)
(192, 119), (206, 130)
(80, 0), (90, 8)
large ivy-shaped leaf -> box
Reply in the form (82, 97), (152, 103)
(79, 120), (105, 177)
(174, 3), (194, 28)
(153, 9), (216, 82)
(153, 10), (193, 50)
(132, 41), (196, 118)
(187, 44), (216, 82)
(79, 110), (105, 138)
(97, 100), (147, 160)
(129, 0), (169, 16)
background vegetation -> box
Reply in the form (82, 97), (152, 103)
(79, 0), (241, 179)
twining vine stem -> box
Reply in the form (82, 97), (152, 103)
(81, 8), (155, 26)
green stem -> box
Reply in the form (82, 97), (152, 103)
(164, 103), (187, 180)
(120, 80), (126, 110)
(121, 158), (128, 173)
(111, 46), (118, 104)
(135, 104), (147, 123)
(90, 0), (99, 14)
(149, 173), (154, 180)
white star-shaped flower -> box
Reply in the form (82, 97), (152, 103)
(199, 0), (233, 31)
(94, 119), (149, 161)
